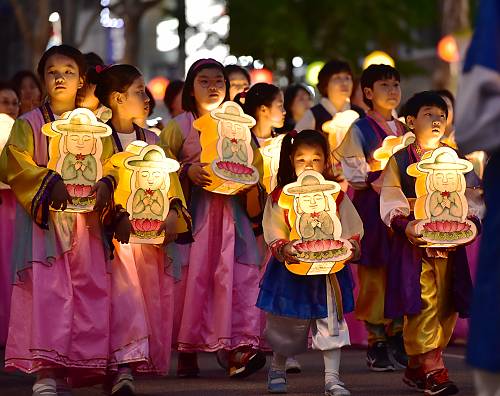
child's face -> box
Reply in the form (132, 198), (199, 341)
(432, 170), (459, 192)
(0, 89), (19, 119)
(192, 68), (226, 113)
(66, 133), (95, 155)
(259, 92), (286, 128)
(228, 71), (249, 101)
(137, 168), (164, 190)
(298, 191), (327, 213)
(292, 144), (326, 176)
(122, 77), (149, 120)
(327, 72), (353, 103)
(407, 106), (446, 147)
(290, 89), (313, 122)
(364, 77), (401, 112)
(19, 76), (42, 110)
(44, 54), (82, 103)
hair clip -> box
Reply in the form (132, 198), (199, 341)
(95, 64), (111, 74)
(289, 129), (298, 137)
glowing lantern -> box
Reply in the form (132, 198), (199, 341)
(322, 110), (360, 151)
(279, 170), (353, 275)
(437, 35), (460, 63)
(194, 101), (260, 195)
(363, 51), (395, 70)
(42, 108), (112, 212)
(148, 76), (170, 101)
(305, 61), (325, 85)
(260, 134), (285, 193)
(250, 68), (273, 84)
(0, 113), (14, 189)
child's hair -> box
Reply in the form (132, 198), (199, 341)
(94, 64), (142, 108)
(163, 79), (184, 114)
(360, 64), (400, 108)
(237, 82), (281, 120)
(36, 45), (87, 82)
(401, 91), (448, 120)
(83, 52), (105, 85)
(145, 86), (155, 116)
(284, 84), (312, 116)
(182, 58), (229, 115)
(10, 70), (43, 98)
(276, 130), (331, 187)
(434, 89), (455, 109)
(0, 81), (18, 95)
(224, 64), (251, 84)
(317, 59), (352, 97)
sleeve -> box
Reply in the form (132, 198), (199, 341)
(338, 194), (364, 241)
(0, 118), (62, 229)
(379, 156), (411, 228)
(295, 109), (315, 132)
(262, 195), (291, 261)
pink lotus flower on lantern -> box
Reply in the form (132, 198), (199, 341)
(131, 218), (163, 233)
(423, 220), (470, 233)
(217, 161), (254, 175)
(66, 184), (94, 198)
(294, 239), (344, 252)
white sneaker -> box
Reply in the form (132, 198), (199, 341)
(32, 378), (57, 396)
(285, 357), (301, 374)
(325, 381), (351, 396)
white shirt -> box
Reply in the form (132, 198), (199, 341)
(295, 97), (351, 132)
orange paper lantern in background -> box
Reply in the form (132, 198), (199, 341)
(148, 76), (170, 101)
(437, 35), (460, 63)
(250, 68), (273, 84)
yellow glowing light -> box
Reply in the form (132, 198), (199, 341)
(305, 61), (325, 86)
(437, 35), (460, 63)
(148, 76), (170, 101)
(363, 51), (395, 70)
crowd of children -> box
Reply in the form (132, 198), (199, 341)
(0, 44), (484, 396)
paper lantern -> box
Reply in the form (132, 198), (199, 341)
(373, 132), (416, 169)
(322, 110), (359, 150)
(113, 141), (182, 244)
(407, 146), (476, 247)
(363, 51), (395, 70)
(305, 61), (325, 85)
(437, 35), (459, 63)
(250, 68), (273, 84)
(279, 170), (353, 275)
(148, 76), (170, 101)
(0, 113), (14, 190)
(42, 108), (112, 212)
(259, 134), (285, 194)
(194, 101), (260, 195)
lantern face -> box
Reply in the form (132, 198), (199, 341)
(373, 131), (416, 169)
(406, 146), (476, 247)
(113, 141), (180, 244)
(322, 110), (360, 151)
(259, 134), (285, 193)
(0, 113), (14, 190)
(194, 101), (260, 195)
(279, 170), (353, 275)
(42, 107), (112, 212)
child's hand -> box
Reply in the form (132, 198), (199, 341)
(282, 241), (299, 264)
(405, 220), (425, 246)
(50, 180), (72, 211)
(115, 216), (131, 244)
(187, 162), (211, 187)
(157, 209), (178, 245)
(90, 180), (112, 212)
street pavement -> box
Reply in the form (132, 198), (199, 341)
(0, 346), (475, 395)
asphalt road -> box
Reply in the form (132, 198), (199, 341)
(0, 346), (475, 396)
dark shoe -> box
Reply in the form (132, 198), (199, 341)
(111, 370), (135, 396)
(388, 332), (408, 369)
(424, 368), (459, 395)
(403, 366), (426, 390)
(229, 347), (266, 378)
(177, 352), (200, 378)
(366, 342), (395, 372)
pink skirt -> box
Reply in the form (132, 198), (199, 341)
(5, 212), (111, 377)
(0, 189), (16, 346)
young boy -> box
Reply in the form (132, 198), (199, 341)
(296, 59), (365, 133)
(334, 64), (407, 372)
(380, 91), (483, 395)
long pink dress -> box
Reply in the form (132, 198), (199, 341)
(162, 112), (262, 352)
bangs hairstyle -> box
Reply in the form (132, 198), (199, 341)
(0, 81), (18, 96)
(182, 58), (229, 115)
(37, 45), (87, 82)
(238, 82), (281, 119)
(284, 84), (312, 116)
(401, 91), (449, 120)
(317, 59), (352, 97)
(224, 64), (251, 84)
(10, 70), (43, 98)
(276, 129), (332, 188)
(360, 64), (400, 108)
(94, 64), (142, 108)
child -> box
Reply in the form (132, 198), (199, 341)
(380, 91), (482, 395)
(0, 82), (20, 119)
(225, 64), (251, 101)
(334, 64), (408, 372)
(161, 58), (265, 378)
(163, 80), (184, 119)
(295, 59), (364, 133)
(0, 45), (118, 396)
(257, 130), (363, 395)
(276, 83), (313, 133)
(94, 64), (189, 394)
(10, 70), (43, 116)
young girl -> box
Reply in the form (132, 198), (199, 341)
(161, 58), (265, 378)
(225, 64), (251, 101)
(257, 130), (363, 395)
(0, 45), (117, 396)
(10, 70), (43, 116)
(94, 64), (189, 394)
(277, 84), (313, 133)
